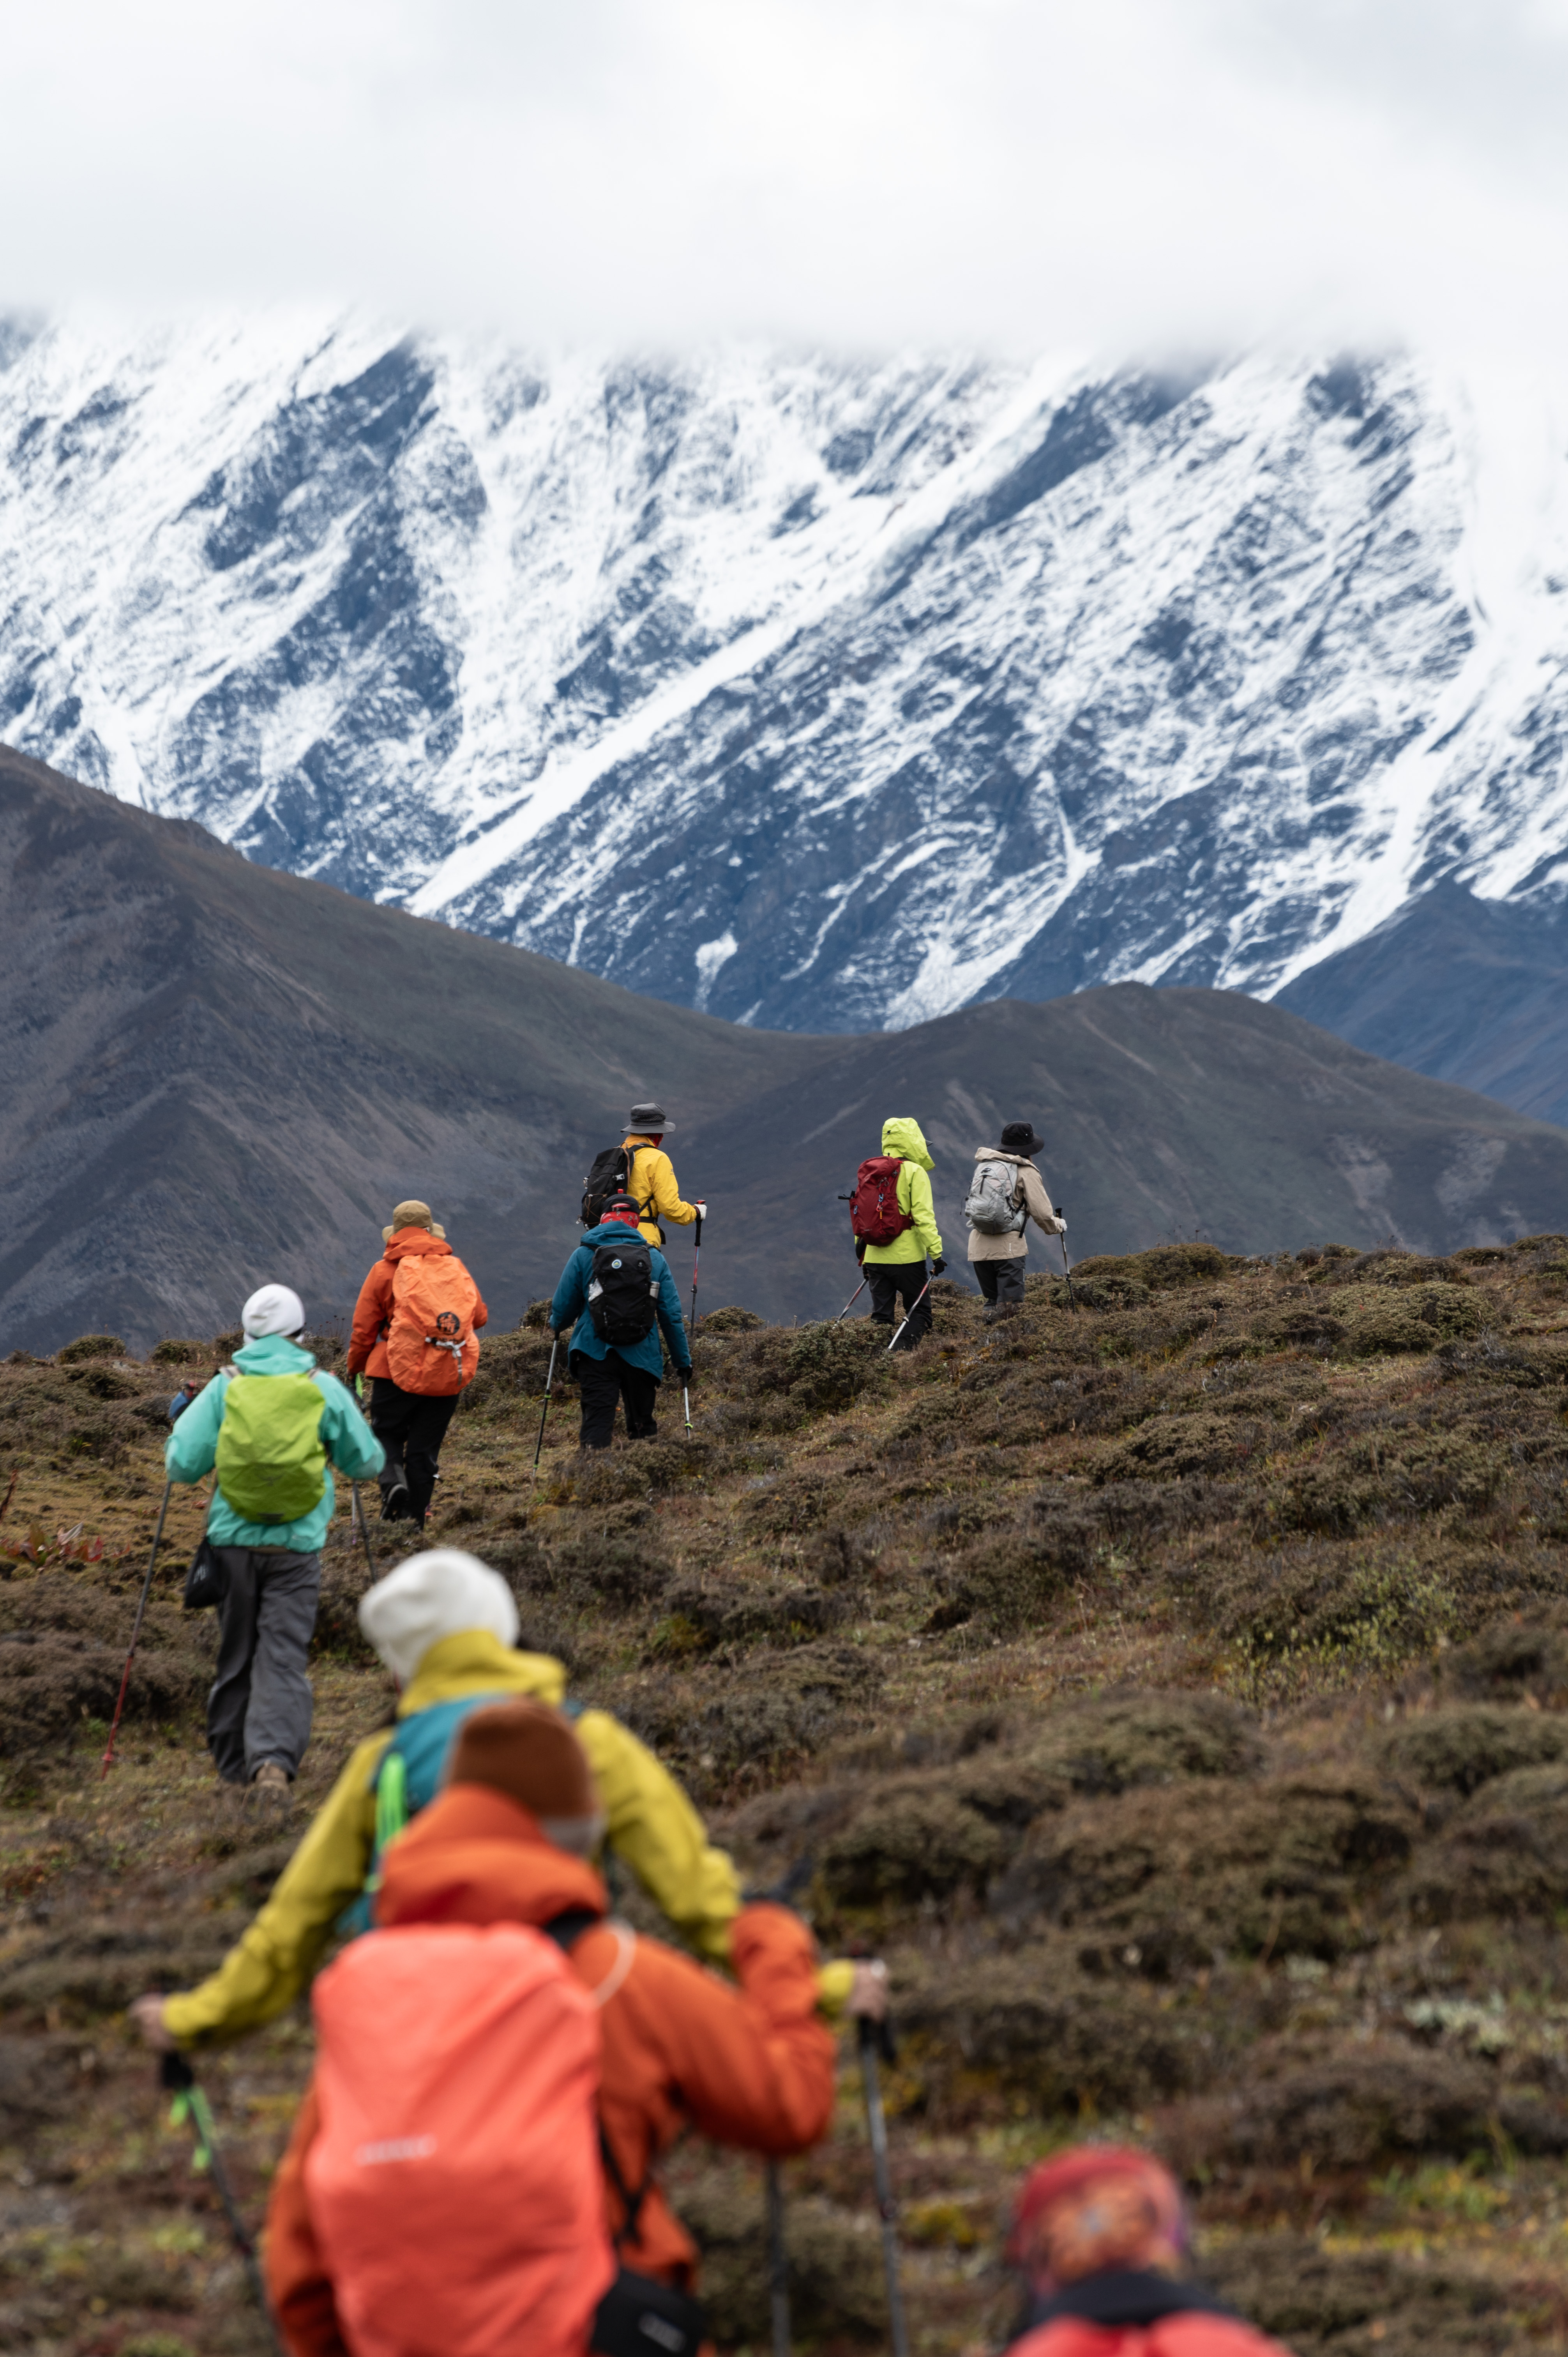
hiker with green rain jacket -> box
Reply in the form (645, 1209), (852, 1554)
(165, 1284), (382, 1793)
(856, 1116), (945, 1349)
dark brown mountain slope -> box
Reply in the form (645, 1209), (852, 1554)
(3, 744), (1567, 1353)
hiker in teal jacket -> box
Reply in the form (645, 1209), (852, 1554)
(551, 1194), (693, 1449)
(166, 1284), (382, 1792)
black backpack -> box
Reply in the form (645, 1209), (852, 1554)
(588, 1242), (659, 1346)
(581, 1144), (645, 1228)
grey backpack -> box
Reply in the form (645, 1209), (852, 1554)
(964, 1160), (1026, 1235)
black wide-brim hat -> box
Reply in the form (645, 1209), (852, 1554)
(1000, 1122), (1046, 1154)
(628, 1102), (675, 1132)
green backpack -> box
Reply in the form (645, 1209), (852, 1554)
(214, 1372), (328, 1523)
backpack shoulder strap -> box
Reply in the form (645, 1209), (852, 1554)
(543, 1909), (650, 2246)
(623, 1142), (655, 1220)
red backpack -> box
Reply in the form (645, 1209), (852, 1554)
(306, 1921), (614, 2357)
(850, 1156), (914, 1247)
(386, 1253), (480, 1395)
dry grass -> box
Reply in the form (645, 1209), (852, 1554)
(4, 1236), (1568, 2350)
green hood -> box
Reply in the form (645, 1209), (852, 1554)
(881, 1117), (934, 1171)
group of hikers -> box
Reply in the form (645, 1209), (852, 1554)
(129, 1097), (1292, 2352)
(129, 1542), (1284, 2357)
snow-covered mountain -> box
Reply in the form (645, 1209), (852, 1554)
(3, 315), (1566, 1057)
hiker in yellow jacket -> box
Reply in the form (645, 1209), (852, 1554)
(860, 1115), (945, 1350)
(129, 1553), (851, 2050)
(621, 1100), (704, 1249)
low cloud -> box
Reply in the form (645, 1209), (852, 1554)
(2, 1), (1566, 359)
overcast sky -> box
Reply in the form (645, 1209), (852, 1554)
(3, 0), (1566, 357)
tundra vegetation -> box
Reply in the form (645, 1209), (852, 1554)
(4, 1237), (1568, 2353)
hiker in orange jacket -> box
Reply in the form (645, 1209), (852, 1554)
(1005, 2146), (1289, 2357)
(266, 1700), (880, 2353)
(346, 1201), (488, 1528)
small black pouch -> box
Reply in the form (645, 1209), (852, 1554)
(182, 1539), (228, 1611)
(589, 2268), (708, 2357)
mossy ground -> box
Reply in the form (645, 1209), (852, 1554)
(4, 1237), (1568, 2352)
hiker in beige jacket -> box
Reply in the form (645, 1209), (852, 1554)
(964, 1121), (1065, 1320)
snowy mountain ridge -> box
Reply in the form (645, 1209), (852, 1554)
(2, 314), (1566, 1045)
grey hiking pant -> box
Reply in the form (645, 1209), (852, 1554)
(976, 1257), (1025, 1310)
(207, 1548), (320, 1784)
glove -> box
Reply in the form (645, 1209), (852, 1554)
(1056, 1216), (1068, 1235)
(695, 1200), (708, 1218)
(676, 1367), (694, 1386)
(931, 1256), (947, 1277)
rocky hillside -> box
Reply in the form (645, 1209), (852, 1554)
(5, 1233), (1568, 2353)
(2, 320), (1566, 1109)
(6, 745), (1567, 1357)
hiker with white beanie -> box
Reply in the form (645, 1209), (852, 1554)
(161, 1284), (382, 1795)
(130, 1548), (754, 2055)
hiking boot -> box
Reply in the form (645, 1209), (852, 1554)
(251, 1761), (290, 1796)
(381, 1482), (413, 1522)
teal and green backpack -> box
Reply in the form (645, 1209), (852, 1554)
(214, 1371), (328, 1523)
(339, 1690), (586, 1936)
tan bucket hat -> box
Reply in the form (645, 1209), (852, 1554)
(383, 1199), (447, 1243)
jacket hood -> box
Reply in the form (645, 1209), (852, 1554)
(582, 1221), (661, 1253)
(398, 1629), (567, 1716)
(384, 1228), (454, 1262)
(375, 1783), (608, 1931)
(975, 1146), (1030, 1166)
(881, 1117), (934, 1171)
(232, 1333), (316, 1375)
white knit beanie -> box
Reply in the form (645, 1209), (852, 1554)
(242, 1284), (306, 1339)
(357, 1550), (520, 1684)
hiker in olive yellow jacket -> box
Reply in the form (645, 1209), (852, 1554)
(858, 1115), (945, 1350)
(164, 1284), (383, 1795)
(130, 1553), (852, 2052)
(620, 1101), (704, 1250)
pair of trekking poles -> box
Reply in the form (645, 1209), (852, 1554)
(532, 1210), (705, 1479)
(835, 1213), (1078, 1339)
(149, 1997), (906, 2357)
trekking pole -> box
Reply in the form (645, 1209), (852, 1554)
(532, 1336), (559, 1482)
(858, 2015), (910, 2357)
(767, 2161), (791, 2357)
(1057, 1209), (1080, 1312)
(683, 1384), (692, 1435)
(885, 1275), (934, 1356)
(834, 1275), (869, 1324)
(689, 1207), (703, 1338)
(100, 1480), (174, 1777)
(350, 1484), (376, 1577)
(161, 2052), (285, 2356)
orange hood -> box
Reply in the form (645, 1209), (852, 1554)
(383, 1228), (454, 1264)
(375, 1783), (608, 1931)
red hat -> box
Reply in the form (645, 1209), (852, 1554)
(1008, 2146), (1187, 2291)
(599, 1194), (642, 1227)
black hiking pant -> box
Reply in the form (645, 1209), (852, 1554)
(208, 1547), (320, 1784)
(867, 1259), (932, 1349)
(369, 1378), (458, 1523)
(975, 1256), (1026, 1310)
(571, 1349), (660, 1449)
